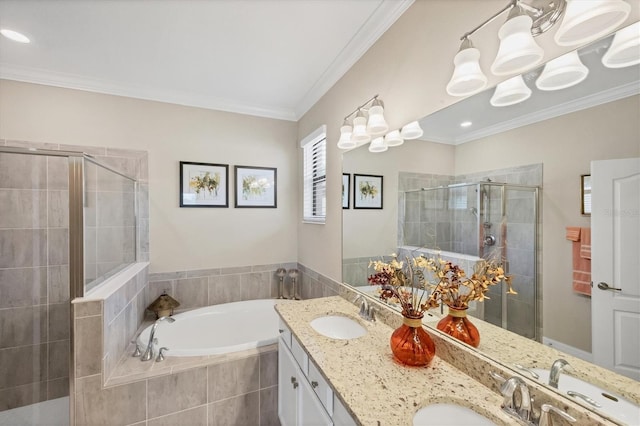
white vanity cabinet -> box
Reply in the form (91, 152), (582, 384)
(278, 322), (357, 426)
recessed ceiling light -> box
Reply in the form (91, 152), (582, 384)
(0, 29), (30, 44)
(460, 121), (473, 128)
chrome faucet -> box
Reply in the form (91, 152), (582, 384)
(141, 316), (175, 361)
(500, 376), (532, 422)
(549, 358), (571, 389)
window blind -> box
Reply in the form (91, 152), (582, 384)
(302, 131), (326, 223)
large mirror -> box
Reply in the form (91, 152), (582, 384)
(342, 24), (639, 424)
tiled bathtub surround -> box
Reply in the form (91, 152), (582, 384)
(147, 262), (339, 311)
(0, 152), (71, 411)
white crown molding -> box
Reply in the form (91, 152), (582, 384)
(0, 63), (298, 121)
(449, 82), (640, 145)
(0, 0), (413, 123)
(292, 0), (415, 120)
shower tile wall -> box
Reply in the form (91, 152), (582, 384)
(0, 152), (70, 411)
(397, 172), (454, 249)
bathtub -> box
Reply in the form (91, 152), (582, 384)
(137, 299), (286, 357)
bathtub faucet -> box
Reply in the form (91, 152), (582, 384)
(141, 316), (175, 361)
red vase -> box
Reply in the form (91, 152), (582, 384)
(436, 306), (480, 348)
(390, 314), (436, 367)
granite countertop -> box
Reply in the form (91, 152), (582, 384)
(422, 311), (640, 406)
(275, 296), (520, 426)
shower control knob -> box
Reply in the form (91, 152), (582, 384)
(484, 235), (496, 246)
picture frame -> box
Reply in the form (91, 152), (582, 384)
(179, 161), (229, 207)
(235, 166), (277, 208)
(342, 173), (350, 209)
(581, 174), (591, 216)
(354, 174), (383, 209)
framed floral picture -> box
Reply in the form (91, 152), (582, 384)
(354, 174), (383, 209)
(235, 166), (277, 208)
(342, 173), (350, 209)
(179, 161), (229, 207)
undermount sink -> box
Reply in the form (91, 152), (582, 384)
(309, 315), (367, 340)
(413, 403), (496, 426)
(532, 368), (640, 425)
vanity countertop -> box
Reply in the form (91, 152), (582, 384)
(423, 311), (640, 406)
(275, 296), (519, 426)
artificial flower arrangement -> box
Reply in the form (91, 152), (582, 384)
(368, 252), (516, 350)
(368, 252), (517, 313)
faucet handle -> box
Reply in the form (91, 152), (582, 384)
(367, 305), (377, 322)
(156, 347), (169, 362)
(538, 404), (576, 426)
(131, 339), (142, 357)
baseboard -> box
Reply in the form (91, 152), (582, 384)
(542, 336), (593, 363)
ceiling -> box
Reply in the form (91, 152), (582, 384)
(0, 0), (413, 121)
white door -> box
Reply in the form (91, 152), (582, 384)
(591, 158), (640, 380)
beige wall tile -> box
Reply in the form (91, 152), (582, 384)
(0, 344), (47, 389)
(47, 228), (69, 266)
(174, 277), (208, 310)
(75, 374), (146, 426)
(75, 315), (102, 378)
(47, 340), (70, 380)
(0, 229), (47, 268)
(74, 300), (103, 318)
(0, 305), (47, 349)
(259, 349), (278, 389)
(207, 355), (259, 402)
(0, 267), (47, 308)
(260, 386), (280, 426)
(48, 265), (70, 304)
(208, 274), (241, 306)
(148, 405), (207, 426)
(0, 189), (47, 228)
(47, 377), (69, 400)
(208, 391), (259, 426)
(48, 302), (70, 341)
(147, 367), (207, 418)
(0, 380), (47, 411)
(0, 152), (47, 189)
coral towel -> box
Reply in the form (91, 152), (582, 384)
(566, 227), (591, 296)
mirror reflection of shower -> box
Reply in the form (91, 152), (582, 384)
(399, 180), (539, 340)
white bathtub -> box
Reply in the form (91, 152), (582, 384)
(137, 299), (285, 357)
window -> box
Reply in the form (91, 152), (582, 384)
(301, 125), (327, 223)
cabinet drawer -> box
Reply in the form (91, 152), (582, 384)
(308, 360), (333, 415)
(291, 336), (308, 375)
(333, 395), (357, 426)
(279, 320), (292, 348)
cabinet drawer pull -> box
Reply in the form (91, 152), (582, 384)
(311, 381), (319, 388)
(291, 376), (299, 389)
(279, 329), (285, 333)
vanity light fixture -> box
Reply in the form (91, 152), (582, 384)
(490, 74), (532, 107)
(446, 37), (488, 96)
(554, 0), (631, 47)
(368, 137), (388, 153)
(447, 0), (631, 100)
(536, 50), (589, 91)
(0, 28), (30, 43)
(491, 4), (544, 75)
(337, 95), (423, 152)
(601, 21), (640, 68)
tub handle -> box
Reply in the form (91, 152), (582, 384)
(156, 347), (169, 362)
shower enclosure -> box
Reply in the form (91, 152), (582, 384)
(400, 181), (539, 340)
(0, 147), (137, 425)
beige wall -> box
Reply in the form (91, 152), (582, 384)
(0, 80), (298, 273)
(342, 140), (454, 259)
(454, 95), (640, 351)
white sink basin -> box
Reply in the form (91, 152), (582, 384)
(533, 368), (640, 425)
(309, 315), (367, 340)
(413, 403), (496, 426)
